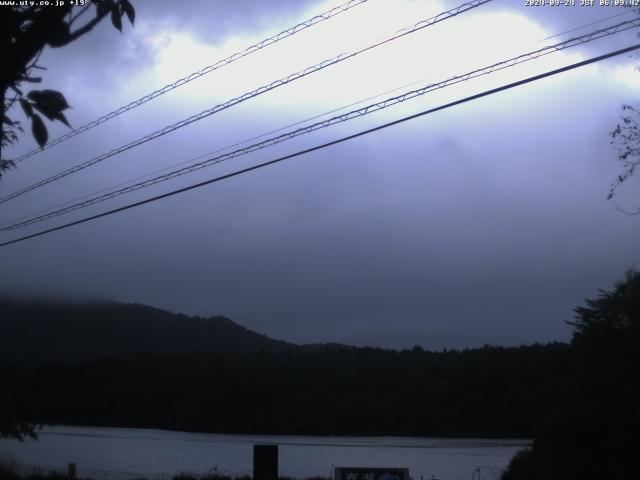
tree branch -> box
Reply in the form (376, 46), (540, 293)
(63, 8), (110, 45)
(69, 4), (92, 27)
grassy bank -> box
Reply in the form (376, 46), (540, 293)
(0, 462), (329, 480)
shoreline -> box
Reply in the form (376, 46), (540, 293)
(23, 424), (533, 443)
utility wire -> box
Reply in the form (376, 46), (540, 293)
(0, 0), (492, 206)
(11, 0), (370, 164)
(1, 42), (638, 248)
(4, 9), (624, 228)
(0, 75), (437, 230)
(3, 17), (639, 231)
(540, 9), (637, 41)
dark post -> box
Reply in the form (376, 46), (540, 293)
(253, 444), (278, 480)
(67, 463), (76, 480)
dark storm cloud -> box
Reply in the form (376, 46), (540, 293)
(1, 1), (640, 349)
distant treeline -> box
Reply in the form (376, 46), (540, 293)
(3, 270), (639, 480)
(3, 343), (571, 438)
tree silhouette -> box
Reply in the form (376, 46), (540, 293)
(609, 11), (640, 214)
(0, 0), (134, 441)
(0, 386), (39, 441)
(502, 270), (640, 480)
(609, 105), (640, 214)
(0, 0), (135, 177)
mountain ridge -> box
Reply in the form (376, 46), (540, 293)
(0, 298), (346, 362)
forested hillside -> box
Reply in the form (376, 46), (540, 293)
(3, 343), (571, 438)
(0, 300), (300, 362)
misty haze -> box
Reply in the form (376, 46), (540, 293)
(1, 1), (639, 480)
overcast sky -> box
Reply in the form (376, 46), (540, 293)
(1, 0), (639, 349)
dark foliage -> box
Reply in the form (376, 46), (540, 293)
(0, 297), (294, 441)
(0, 462), (20, 480)
(0, 298), (574, 439)
(2, 339), (571, 438)
(502, 270), (640, 479)
(609, 105), (640, 213)
(0, 1), (134, 176)
(0, 384), (38, 441)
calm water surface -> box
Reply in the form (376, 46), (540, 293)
(0, 426), (529, 480)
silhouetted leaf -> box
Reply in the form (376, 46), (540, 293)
(111, 8), (122, 32)
(121, 0), (135, 25)
(32, 104), (56, 123)
(28, 90), (72, 128)
(31, 114), (48, 148)
(95, 0), (110, 16)
(45, 19), (71, 47)
(27, 90), (70, 112)
(19, 98), (33, 118)
(53, 111), (71, 128)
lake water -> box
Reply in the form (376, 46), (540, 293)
(0, 426), (529, 480)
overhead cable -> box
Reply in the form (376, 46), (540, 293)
(3, 17), (639, 231)
(0, 76), (438, 230)
(11, 0), (370, 164)
(2, 42), (639, 248)
(0, 0), (492, 205)
(540, 9), (637, 41)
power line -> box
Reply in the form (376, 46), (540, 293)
(10, 0), (370, 164)
(0, 75), (438, 230)
(0, 0), (492, 206)
(2, 42), (638, 249)
(540, 9), (637, 41)
(4, 17), (639, 231)
(16, 5), (640, 231)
